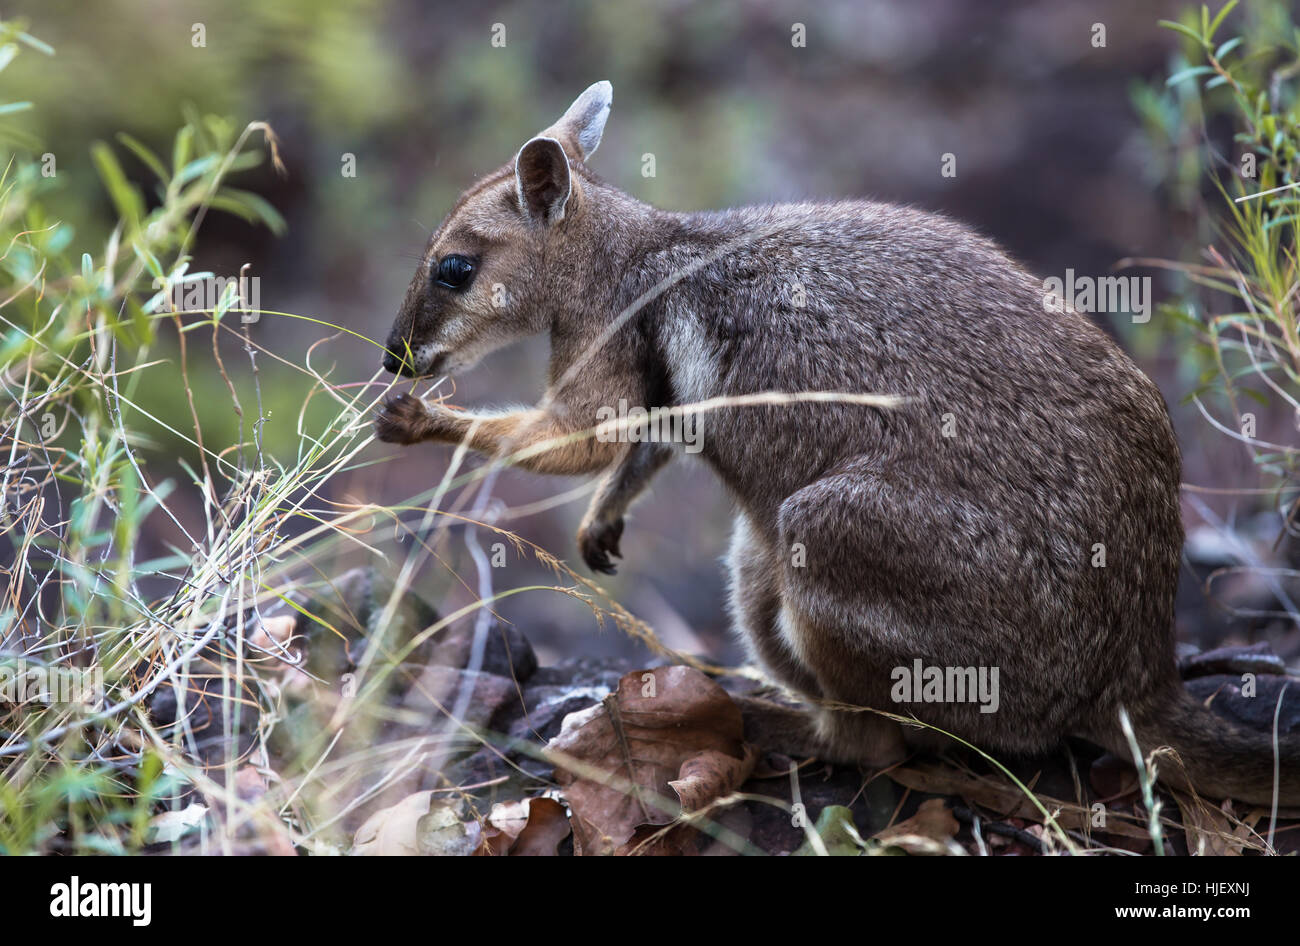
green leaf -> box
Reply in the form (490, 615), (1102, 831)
(171, 124), (193, 180)
(1227, 360), (1277, 380)
(16, 31), (54, 55)
(174, 154), (220, 188)
(1206, 0), (1239, 42)
(212, 187), (286, 235)
(116, 132), (169, 185)
(46, 223), (73, 255)
(1167, 66), (1215, 87)
(1214, 36), (1243, 59)
(793, 805), (866, 856)
(1164, 305), (1204, 330)
(1158, 19), (1206, 44)
(132, 243), (166, 282)
(125, 296), (155, 346)
(90, 141), (144, 228)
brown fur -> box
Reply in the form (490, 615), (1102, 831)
(376, 82), (1299, 805)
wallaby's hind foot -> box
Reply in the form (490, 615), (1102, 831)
(732, 691), (907, 769)
(812, 702), (908, 769)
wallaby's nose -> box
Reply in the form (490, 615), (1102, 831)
(381, 349), (406, 375)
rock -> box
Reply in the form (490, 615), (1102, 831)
(439, 656), (630, 800)
(513, 684), (613, 742)
(291, 566), (440, 681)
(262, 567), (446, 843)
(428, 620), (537, 683)
(1185, 672), (1300, 734)
(733, 760), (902, 855)
(146, 611), (264, 770)
(528, 655), (630, 691)
(1179, 641), (1288, 679)
(403, 665), (519, 732)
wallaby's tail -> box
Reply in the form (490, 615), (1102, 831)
(1101, 688), (1300, 806)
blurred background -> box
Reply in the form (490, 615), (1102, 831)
(4, 0), (1294, 666)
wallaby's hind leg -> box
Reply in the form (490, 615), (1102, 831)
(725, 513), (822, 697)
(727, 512), (905, 767)
(652, 497), (916, 764)
(771, 461), (1051, 766)
(775, 603), (909, 767)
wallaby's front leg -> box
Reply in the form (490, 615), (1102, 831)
(374, 392), (618, 475)
(577, 441), (673, 573)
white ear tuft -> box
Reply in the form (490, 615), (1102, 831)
(542, 80), (613, 161)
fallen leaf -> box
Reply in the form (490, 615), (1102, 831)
(149, 803), (208, 843)
(509, 797), (571, 855)
(793, 805), (867, 856)
(1175, 794), (1256, 855)
(545, 665), (755, 855)
(475, 799), (530, 856)
(669, 747), (757, 813)
(354, 791), (432, 856)
(352, 791), (478, 856)
(621, 821), (701, 856)
(474, 797), (571, 856)
(873, 798), (960, 855)
(887, 763), (1151, 841)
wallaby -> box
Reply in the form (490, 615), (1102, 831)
(376, 81), (1298, 805)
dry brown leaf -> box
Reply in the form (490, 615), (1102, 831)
(873, 797), (960, 851)
(669, 747), (757, 813)
(474, 797), (571, 856)
(1175, 794), (1257, 855)
(621, 821), (700, 856)
(510, 797), (571, 855)
(546, 665), (754, 855)
(888, 763), (1151, 841)
(474, 799), (530, 856)
(354, 791), (434, 856)
(353, 791), (477, 856)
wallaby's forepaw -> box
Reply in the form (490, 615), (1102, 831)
(374, 392), (431, 444)
(578, 516), (624, 574)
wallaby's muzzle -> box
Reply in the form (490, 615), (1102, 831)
(381, 347), (418, 377)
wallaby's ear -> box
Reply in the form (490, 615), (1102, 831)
(539, 80), (612, 161)
(515, 136), (572, 225)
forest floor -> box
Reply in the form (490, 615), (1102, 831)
(165, 565), (1300, 857)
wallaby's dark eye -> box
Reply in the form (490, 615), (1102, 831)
(434, 254), (475, 290)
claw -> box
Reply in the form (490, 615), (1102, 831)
(579, 516), (625, 575)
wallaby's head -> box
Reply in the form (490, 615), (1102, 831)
(382, 81), (615, 377)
